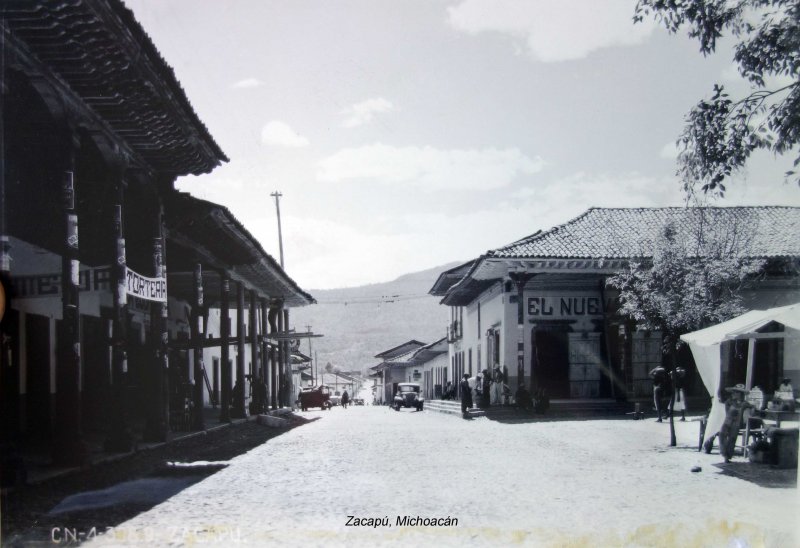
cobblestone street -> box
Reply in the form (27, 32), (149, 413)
(81, 406), (797, 547)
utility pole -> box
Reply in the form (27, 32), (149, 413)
(270, 191), (284, 268)
(306, 324), (313, 385)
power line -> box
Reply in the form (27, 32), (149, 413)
(314, 293), (435, 305)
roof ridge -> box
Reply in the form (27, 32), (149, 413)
(489, 208), (598, 257)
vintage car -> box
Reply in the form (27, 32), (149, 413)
(353, 398), (365, 406)
(393, 383), (424, 411)
(298, 385), (332, 411)
(329, 392), (341, 406)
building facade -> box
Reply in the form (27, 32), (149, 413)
(0, 0), (313, 466)
(430, 207), (800, 404)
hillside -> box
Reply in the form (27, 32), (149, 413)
(290, 262), (461, 374)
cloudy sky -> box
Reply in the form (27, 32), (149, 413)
(125, 0), (800, 290)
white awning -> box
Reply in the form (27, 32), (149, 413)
(680, 303), (800, 445)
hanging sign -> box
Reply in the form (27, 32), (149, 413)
(126, 268), (167, 303)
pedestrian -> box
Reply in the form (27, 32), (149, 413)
(649, 365), (668, 421)
(671, 366), (688, 421)
(459, 373), (473, 417)
(341, 390), (350, 409)
(474, 372), (483, 407)
(491, 365), (503, 405)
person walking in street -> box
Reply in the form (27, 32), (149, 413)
(341, 390), (350, 409)
(459, 374), (473, 418)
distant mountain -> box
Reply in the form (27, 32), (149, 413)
(290, 262), (461, 375)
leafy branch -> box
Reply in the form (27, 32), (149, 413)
(635, 0), (800, 196)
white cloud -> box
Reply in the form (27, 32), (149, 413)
(342, 98), (395, 128)
(317, 143), (544, 190)
(511, 171), (681, 209)
(261, 121), (310, 147)
(231, 77), (264, 89)
(248, 214), (414, 289)
(446, 0), (655, 62)
(720, 63), (742, 82)
(659, 141), (679, 160)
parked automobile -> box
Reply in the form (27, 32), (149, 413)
(393, 383), (424, 411)
(298, 385), (332, 411)
(353, 398), (365, 406)
(329, 392), (341, 406)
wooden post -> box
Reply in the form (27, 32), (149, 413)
(283, 308), (291, 407)
(249, 290), (259, 387)
(231, 281), (247, 418)
(260, 299), (268, 383)
(745, 337), (756, 390)
(268, 305), (279, 409)
(192, 264), (205, 430)
(104, 196), (133, 452)
(219, 276), (231, 422)
(54, 168), (85, 464)
(276, 307), (284, 407)
(143, 214), (170, 442)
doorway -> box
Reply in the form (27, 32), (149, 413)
(532, 327), (570, 398)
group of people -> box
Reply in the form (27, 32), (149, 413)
(457, 365), (514, 417)
(649, 365), (688, 422)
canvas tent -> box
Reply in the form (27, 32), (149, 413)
(680, 303), (800, 445)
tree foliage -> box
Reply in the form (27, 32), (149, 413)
(635, 0), (800, 196)
(608, 209), (766, 351)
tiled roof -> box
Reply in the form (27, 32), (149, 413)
(1, 0), (227, 176)
(374, 340), (427, 359)
(166, 192), (315, 307)
(429, 260), (477, 296)
(490, 207), (800, 260)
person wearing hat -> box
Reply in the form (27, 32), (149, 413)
(459, 373), (473, 418)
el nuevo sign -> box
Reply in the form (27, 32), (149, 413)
(528, 296), (612, 317)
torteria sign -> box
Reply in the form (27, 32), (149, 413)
(126, 268), (167, 302)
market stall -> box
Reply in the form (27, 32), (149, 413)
(680, 303), (800, 448)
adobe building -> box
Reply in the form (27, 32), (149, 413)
(430, 207), (800, 406)
(371, 340), (426, 404)
(370, 338), (448, 402)
(0, 0), (313, 466)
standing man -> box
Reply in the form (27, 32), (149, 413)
(341, 390), (350, 409)
(459, 374), (473, 418)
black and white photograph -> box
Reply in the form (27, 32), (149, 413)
(1, 1), (799, 546)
